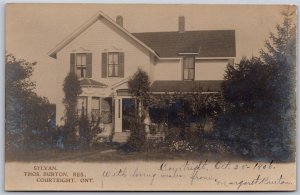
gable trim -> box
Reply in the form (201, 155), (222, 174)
(48, 11), (159, 59)
(110, 78), (129, 90)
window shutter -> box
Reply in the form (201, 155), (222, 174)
(102, 53), (107, 78)
(119, 52), (124, 78)
(86, 53), (92, 78)
(70, 53), (75, 74)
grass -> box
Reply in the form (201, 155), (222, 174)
(5, 142), (245, 163)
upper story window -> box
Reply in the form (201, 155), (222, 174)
(108, 52), (119, 77)
(76, 53), (87, 78)
(70, 53), (92, 78)
(101, 52), (124, 78)
(183, 56), (195, 80)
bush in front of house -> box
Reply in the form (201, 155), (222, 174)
(123, 118), (146, 152)
(163, 127), (194, 153)
(169, 140), (194, 153)
(78, 114), (103, 149)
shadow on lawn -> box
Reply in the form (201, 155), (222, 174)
(5, 141), (277, 163)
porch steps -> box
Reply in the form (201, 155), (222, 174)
(112, 132), (130, 143)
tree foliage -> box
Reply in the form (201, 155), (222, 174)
(219, 7), (296, 161)
(62, 72), (82, 141)
(128, 68), (150, 98)
(128, 68), (150, 118)
(124, 119), (146, 152)
(219, 58), (275, 156)
(6, 53), (54, 150)
(260, 6), (296, 160)
(78, 114), (102, 148)
(125, 69), (150, 151)
(223, 57), (272, 114)
(147, 88), (223, 151)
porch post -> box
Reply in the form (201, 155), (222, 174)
(144, 108), (151, 134)
(87, 96), (92, 118)
(114, 97), (122, 132)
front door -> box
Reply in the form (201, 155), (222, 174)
(122, 98), (135, 132)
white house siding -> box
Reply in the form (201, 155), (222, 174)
(55, 18), (153, 125)
(153, 59), (182, 80)
(153, 58), (229, 81)
(195, 59), (229, 80)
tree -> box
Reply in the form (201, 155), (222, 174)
(219, 7), (296, 161)
(124, 69), (150, 152)
(6, 53), (54, 150)
(220, 57), (275, 156)
(6, 53), (35, 149)
(260, 6), (296, 160)
(62, 72), (82, 143)
(128, 68), (150, 120)
(222, 57), (272, 114)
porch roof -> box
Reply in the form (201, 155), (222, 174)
(150, 80), (223, 93)
(79, 78), (107, 88)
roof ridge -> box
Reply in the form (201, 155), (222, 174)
(132, 29), (235, 34)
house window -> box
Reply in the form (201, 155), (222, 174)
(101, 98), (112, 124)
(91, 97), (100, 122)
(108, 52), (119, 77)
(183, 56), (195, 80)
(77, 96), (87, 117)
(76, 53), (87, 78)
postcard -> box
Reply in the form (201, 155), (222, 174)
(5, 4), (296, 191)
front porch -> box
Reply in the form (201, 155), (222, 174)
(77, 79), (136, 143)
(76, 78), (223, 144)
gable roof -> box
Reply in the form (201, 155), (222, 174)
(132, 30), (236, 58)
(48, 11), (236, 59)
(48, 11), (159, 59)
(150, 80), (223, 93)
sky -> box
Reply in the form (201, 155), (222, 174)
(6, 4), (287, 103)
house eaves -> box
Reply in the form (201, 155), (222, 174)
(47, 11), (159, 59)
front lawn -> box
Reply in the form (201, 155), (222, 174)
(5, 142), (245, 162)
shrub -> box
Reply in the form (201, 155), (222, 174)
(164, 127), (182, 144)
(169, 140), (194, 153)
(124, 118), (146, 152)
(78, 115), (102, 149)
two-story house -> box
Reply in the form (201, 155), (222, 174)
(48, 11), (236, 142)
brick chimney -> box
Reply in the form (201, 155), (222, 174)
(116, 16), (123, 27)
(178, 16), (185, 33)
